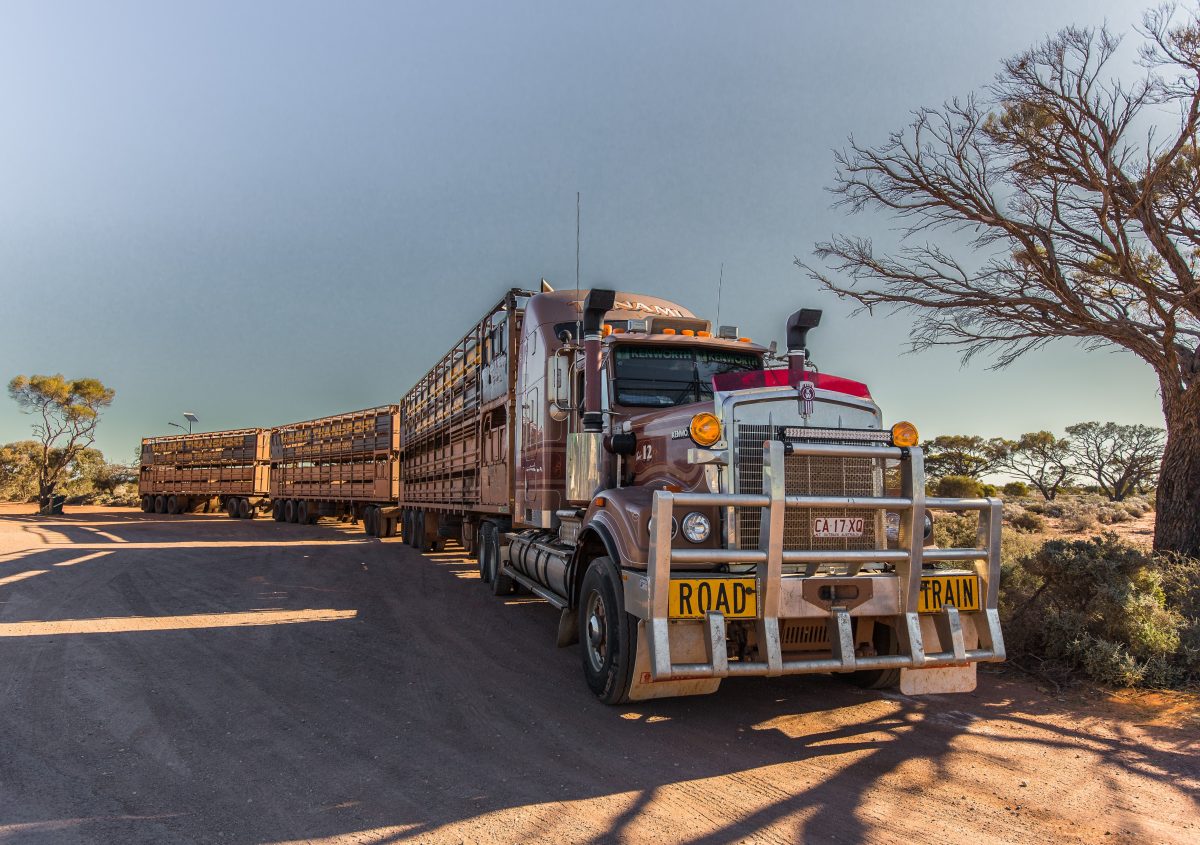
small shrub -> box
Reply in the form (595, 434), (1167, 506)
(1009, 510), (1046, 534)
(1041, 499), (1067, 518)
(1002, 481), (1030, 497)
(981, 483), (998, 496)
(932, 513), (978, 549)
(935, 475), (984, 498)
(1097, 506), (1131, 525)
(1000, 534), (1189, 688)
(1061, 510), (1098, 533)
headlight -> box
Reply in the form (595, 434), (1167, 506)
(689, 412), (722, 446)
(924, 511), (934, 541)
(890, 421), (919, 448)
(647, 516), (678, 539)
(681, 511), (711, 543)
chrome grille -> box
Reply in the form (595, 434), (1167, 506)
(736, 424), (884, 551)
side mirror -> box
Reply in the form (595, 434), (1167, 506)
(548, 354), (572, 421)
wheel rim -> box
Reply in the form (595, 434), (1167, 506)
(584, 589), (608, 673)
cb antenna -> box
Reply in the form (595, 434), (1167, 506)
(575, 191), (581, 302)
(716, 262), (725, 326)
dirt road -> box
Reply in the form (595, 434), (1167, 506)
(0, 507), (1196, 844)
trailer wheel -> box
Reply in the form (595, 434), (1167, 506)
(297, 500), (310, 525)
(408, 511), (423, 549)
(284, 499), (297, 524)
(141, 495), (153, 513)
(226, 498), (240, 519)
(364, 506), (378, 537)
(272, 500), (285, 522)
(848, 622), (902, 690)
(238, 498), (254, 519)
(579, 556), (637, 704)
(154, 495), (167, 514)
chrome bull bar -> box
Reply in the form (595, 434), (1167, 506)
(644, 440), (1006, 680)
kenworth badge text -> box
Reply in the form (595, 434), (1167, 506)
(139, 286), (1005, 703)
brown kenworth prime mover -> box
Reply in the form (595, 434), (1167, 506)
(138, 428), (271, 518)
(269, 405), (401, 534)
(393, 286), (1005, 703)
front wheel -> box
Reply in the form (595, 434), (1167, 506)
(579, 556), (638, 704)
(847, 621), (902, 690)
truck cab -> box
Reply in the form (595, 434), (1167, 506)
(481, 288), (1004, 703)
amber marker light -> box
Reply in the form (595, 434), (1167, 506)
(891, 421), (920, 448)
(689, 412), (722, 446)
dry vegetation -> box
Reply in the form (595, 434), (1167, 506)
(934, 494), (1200, 691)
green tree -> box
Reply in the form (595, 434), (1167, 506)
(995, 431), (1074, 500)
(801, 8), (1200, 554)
(0, 441), (41, 502)
(7, 374), (115, 513)
(1065, 421), (1165, 500)
(923, 434), (1005, 480)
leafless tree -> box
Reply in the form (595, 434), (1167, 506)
(1065, 421), (1165, 499)
(801, 6), (1200, 553)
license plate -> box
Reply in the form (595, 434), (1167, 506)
(813, 517), (864, 538)
(668, 578), (758, 619)
(919, 574), (981, 613)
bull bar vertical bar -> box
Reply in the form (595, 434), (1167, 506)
(643, 439), (1005, 680)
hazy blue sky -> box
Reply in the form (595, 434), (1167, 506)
(0, 0), (1164, 459)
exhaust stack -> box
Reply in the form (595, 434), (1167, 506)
(786, 308), (822, 386)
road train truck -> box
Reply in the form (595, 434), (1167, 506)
(395, 287), (1005, 703)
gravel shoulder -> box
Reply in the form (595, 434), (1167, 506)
(0, 506), (1196, 844)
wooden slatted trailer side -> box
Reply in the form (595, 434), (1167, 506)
(138, 428), (271, 519)
(398, 288), (532, 555)
(269, 405), (401, 536)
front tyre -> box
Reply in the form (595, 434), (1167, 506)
(579, 556), (638, 704)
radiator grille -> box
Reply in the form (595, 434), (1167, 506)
(736, 424), (884, 551)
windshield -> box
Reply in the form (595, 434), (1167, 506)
(612, 345), (762, 407)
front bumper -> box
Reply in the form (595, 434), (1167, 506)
(626, 440), (1006, 680)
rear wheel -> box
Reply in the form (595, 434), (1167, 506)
(364, 506), (378, 537)
(848, 621), (902, 690)
(297, 500), (310, 525)
(141, 495), (153, 513)
(272, 500), (285, 522)
(154, 495), (167, 514)
(226, 498), (240, 519)
(238, 498), (253, 519)
(579, 556), (638, 704)
(284, 499), (297, 524)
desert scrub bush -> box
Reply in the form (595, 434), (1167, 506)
(1154, 553), (1200, 685)
(1002, 481), (1030, 497)
(1122, 498), (1151, 518)
(1060, 505), (1098, 533)
(1096, 506), (1131, 525)
(931, 512), (978, 549)
(1000, 534), (1191, 688)
(1005, 505), (1046, 534)
(933, 475), (984, 498)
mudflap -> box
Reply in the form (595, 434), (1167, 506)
(626, 619), (722, 702)
(899, 610), (981, 694)
(900, 664), (977, 694)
